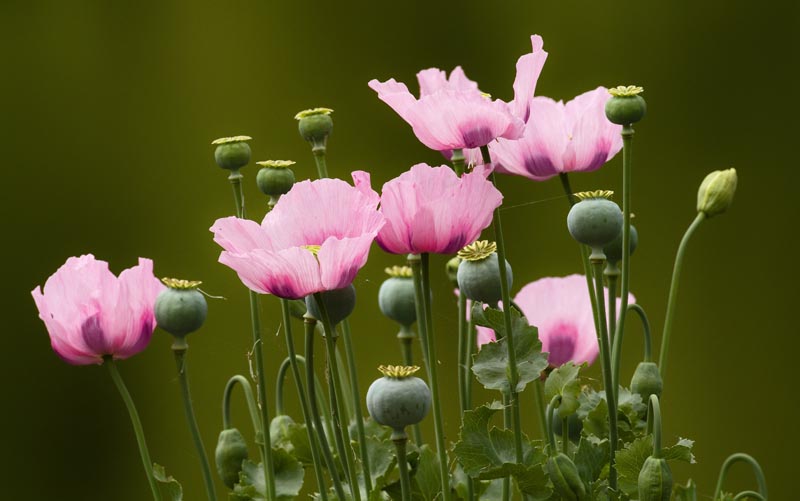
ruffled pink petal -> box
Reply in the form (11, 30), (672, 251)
(446, 66), (480, 93)
(417, 68), (449, 96)
(351, 170), (381, 207)
(562, 87), (623, 172)
(220, 247), (323, 299)
(112, 258), (164, 358)
(368, 78), (417, 120)
(211, 217), (273, 254)
(511, 35), (548, 122)
(318, 234), (377, 290)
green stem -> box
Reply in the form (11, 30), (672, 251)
(397, 326), (424, 446)
(280, 300), (328, 500)
(629, 304), (653, 362)
(457, 291), (468, 413)
(105, 358), (162, 501)
(658, 212), (706, 387)
(341, 318), (373, 494)
(408, 253), (451, 501)
(606, 269), (619, 345)
(172, 346), (217, 501)
(313, 148), (329, 178)
(314, 295), (361, 501)
(465, 316), (476, 410)
(533, 379), (548, 441)
(591, 258), (619, 491)
(304, 316), (347, 500)
(562, 416), (569, 455)
(611, 301), (655, 393)
(222, 376), (262, 444)
(733, 491), (766, 501)
(545, 395), (562, 452)
(482, 146), (524, 465)
(228, 171), (277, 501)
(452, 148), (465, 176)
(647, 395), (662, 458)
(275, 357), (291, 416)
(713, 453), (768, 500)
(393, 433), (412, 501)
(612, 125), (635, 402)
(335, 345), (355, 421)
(560, 173), (601, 336)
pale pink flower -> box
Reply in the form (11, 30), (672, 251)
(31, 255), (164, 365)
(211, 173), (384, 299)
(477, 274), (634, 367)
(372, 163), (502, 255)
(369, 65), (525, 151)
(490, 87), (623, 181)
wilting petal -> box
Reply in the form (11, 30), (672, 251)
(511, 34), (548, 122)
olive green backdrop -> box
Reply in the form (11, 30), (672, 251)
(2, 0), (796, 499)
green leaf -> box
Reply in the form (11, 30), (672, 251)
(544, 362), (583, 416)
(672, 479), (698, 501)
(452, 402), (551, 499)
(413, 445), (443, 501)
(616, 436), (696, 496)
(271, 416), (314, 465)
(365, 432), (397, 487)
(237, 448), (305, 500)
(573, 437), (610, 484)
(471, 305), (549, 393)
(152, 463), (182, 501)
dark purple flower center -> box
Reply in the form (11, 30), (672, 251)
(546, 322), (577, 367)
(81, 314), (110, 355)
(462, 127), (493, 149)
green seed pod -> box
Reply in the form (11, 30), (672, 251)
(638, 456), (673, 501)
(605, 86), (646, 125)
(456, 241), (512, 305)
(697, 168), (737, 218)
(215, 428), (249, 489)
(602, 223), (638, 264)
(305, 284), (356, 327)
(378, 266), (416, 327)
(295, 108), (333, 146)
(567, 191), (623, 250)
(445, 256), (461, 286)
(551, 407), (583, 442)
(256, 160), (296, 197)
(546, 453), (587, 501)
(631, 362), (663, 403)
(366, 365), (431, 432)
(155, 279), (208, 338)
(212, 136), (252, 171)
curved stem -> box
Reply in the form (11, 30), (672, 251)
(629, 304), (653, 362)
(106, 359), (162, 501)
(612, 126), (635, 405)
(280, 300), (328, 500)
(314, 295), (361, 501)
(222, 376), (262, 441)
(482, 147), (523, 465)
(733, 491), (766, 501)
(533, 379), (548, 441)
(275, 357), (292, 416)
(304, 316), (347, 499)
(659, 212), (706, 387)
(408, 253), (451, 501)
(545, 395), (561, 452)
(397, 327), (423, 446)
(393, 433), (412, 501)
(611, 302), (655, 392)
(173, 347), (217, 501)
(341, 318), (373, 494)
(592, 258), (619, 491)
(713, 453), (768, 500)
(647, 395), (662, 458)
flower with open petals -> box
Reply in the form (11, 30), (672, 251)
(477, 274), (634, 367)
(31, 255), (164, 365)
(211, 173), (384, 299)
(372, 163), (502, 255)
(490, 87), (623, 181)
(369, 66), (524, 151)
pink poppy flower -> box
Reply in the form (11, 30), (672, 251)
(368, 63), (526, 151)
(477, 274), (634, 367)
(372, 163), (502, 255)
(31, 255), (164, 365)
(211, 173), (384, 299)
(490, 87), (623, 181)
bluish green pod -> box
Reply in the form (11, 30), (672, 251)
(603, 223), (638, 264)
(457, 253), (512, 306)
(154, 279), (208, 338)
(567, 196), (623, 249)
(638, 456), (673, 501)
(366, 366), (431, 432)
(378, 276), (416, 327)
(305, 284), (356, 327)
(215, 428), (249, 489)
(631, 362), (663, 404)
(605, 86), (646, 125)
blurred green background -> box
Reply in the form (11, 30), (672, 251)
(2, 0), (796, 498)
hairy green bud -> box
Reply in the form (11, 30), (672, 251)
(697, 168), (737, 217)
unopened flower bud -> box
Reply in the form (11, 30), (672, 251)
(212, 136), (252, 171)
(605, 86), (646, 125)
(546, 452), (587, 500)
(567, 191), (623, 254)
(305, 284), (356, 327)
(638, 456), (673, 501)
(631, 362), (663, 404)
(295, 108), (333, 149)
(445, 256), (461, 287)
(551, 407), (583, 442)
(256, 160), (296, 198)
(456, 241), (513, 306)
(366, 365), (431, 433)
(215, 428), (249, 489)
(378, 266), (416, 327)
(155, 278), (208, 338)
(697, 168), (737, 217)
